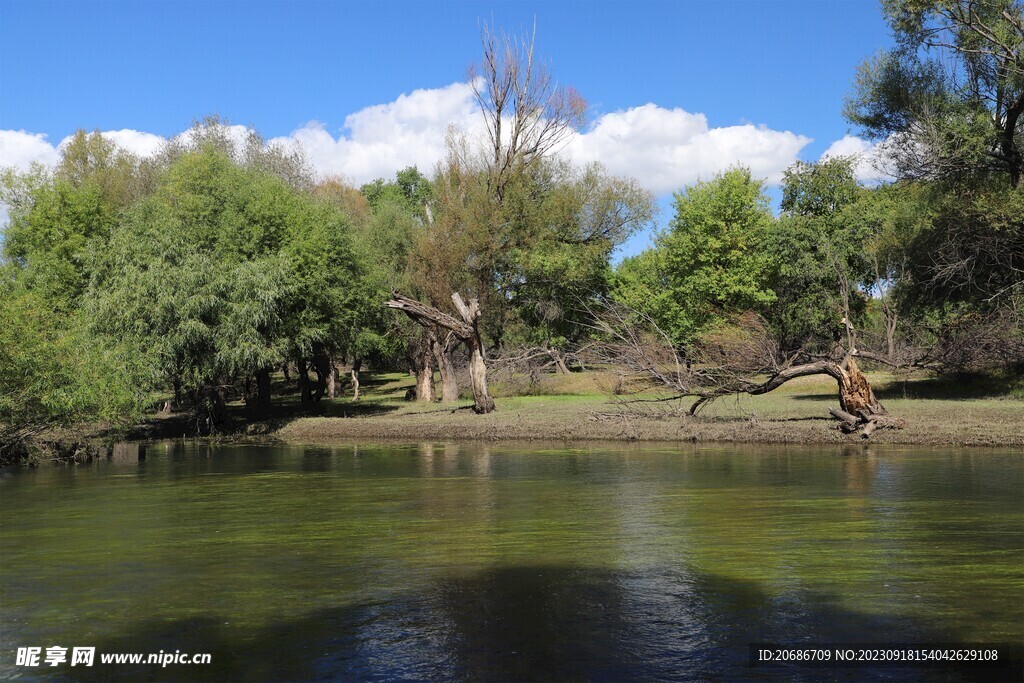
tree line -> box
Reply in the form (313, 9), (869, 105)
(1, 0), (1021, 457)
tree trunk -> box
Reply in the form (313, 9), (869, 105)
(548, 345), (571, 374)
(326, 360), (337, 399)
(206, 384), (228, 431)
(885, 312), (898, 363)
(688, 355), (895, 438)
(385, 291), (495, 414)
(414, 330), (435, 402)
(255, 367), (271, 414)
(350, 358), (362, 401)
(467, 335), (495, 413)
(431, 329), (460, 403)
(297, 359), (313, 404)
(451, 293), (495, 414)
(835, 356), (884, 416)
(311, 353), (331, 402)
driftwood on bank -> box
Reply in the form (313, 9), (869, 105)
(585, 301), (905, 439)
(689, 354), (905, 438)
(386, 292), (496, 414)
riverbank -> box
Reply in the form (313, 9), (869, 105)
(10, 369), (1019, 466)
(269, 370), (1024, 448)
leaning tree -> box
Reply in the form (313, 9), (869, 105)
(386, 292), (495, 413)
(587, 303), (905, 439)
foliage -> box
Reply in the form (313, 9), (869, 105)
(845, 0), (1024, 186)
(622, 167), (775, 344)
(0, 281), (148, 437)
(844, 0), (1024, 370)
(1, 132), (142, 311)
(88, 146), (371, 412)
(767, 158), (873, 352)
(361, 166), (433, 222)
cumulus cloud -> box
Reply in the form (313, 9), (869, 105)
(0, 130), (62, 171)
(2, 81), (819, 197)
(567, 104), (812, 194)
(92, 129), (166, 158)
(277, 92), (813, 193)
(0, 129), (167, 173)
(269, 81), (481, 184)
(820, 134), (891, 183)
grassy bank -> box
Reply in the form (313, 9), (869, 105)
(264, 370), (1023, 448)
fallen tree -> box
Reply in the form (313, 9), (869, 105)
(586, 302), (904, 439)
(386, 292), (496, 413)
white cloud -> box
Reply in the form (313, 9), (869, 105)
(567, 104), (812, 194)
(820, 134), (890, 183)
(1, 81), (819, 197)
(0, 129), (166, 174)
(0, 130), (61, 171)
(89, 129), (166, 158)
(270, 81), (481, 185)
(279, 92), (813, 193)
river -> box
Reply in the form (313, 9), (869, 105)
(1, 441), (1021, 681)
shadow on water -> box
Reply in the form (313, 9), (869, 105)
(55, 566), (1021, 683)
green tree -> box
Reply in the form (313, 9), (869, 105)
(361, 166), (433, 222)
(652, 167), (776, 343)
(0, 279), (148, 462)
(508, 162), (654, 349)
(1, 131), (141, 310)
(846, 0), (1024, 186)
(89, 147), (371, 424)
(768, 158), (872, 353)
(846, 0), (1024, 371)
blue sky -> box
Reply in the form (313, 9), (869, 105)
(0, 1), (893, 254)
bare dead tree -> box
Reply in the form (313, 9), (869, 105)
(489, 341), (588, 376)
(470, 20), (587, 202)
(584, 301), (905, 439)
(386, 292), (496, 413)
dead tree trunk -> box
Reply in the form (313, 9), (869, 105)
(386, 291), (496, 413)
(411, 329), (436, 402)
(588, 300), (903, 439)
(431, 328), (460, 402)
(688, 354), (901, 438)
(350, 358), (362, 401)
(547, 344), (571, 375)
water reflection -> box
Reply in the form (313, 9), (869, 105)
(56, 566), (1022, 682)
(1, 442), (1021, 682)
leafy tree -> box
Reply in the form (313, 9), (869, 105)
(1, 131), (141, 310)
(611, 248), (686, 338)
(846, 0), (1024, 372)
(151, 115), (315, 191)
(89, 147), (370, 422)
(507, 162), (654, 348)
(650, 167), (776, 343)
(313, 177), (372, 231)
(767, 158), (872, 352)
(0, 280), (148, 461)
(360, 166), (433, 222)
(845, 0), (1024, 186)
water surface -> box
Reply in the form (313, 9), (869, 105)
(1, 441), (1021, 681)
